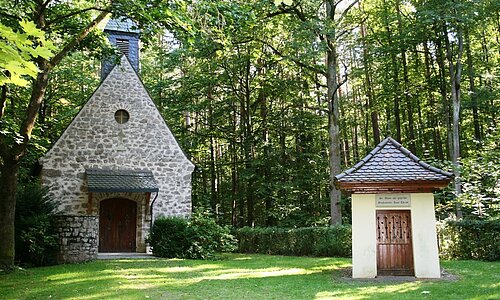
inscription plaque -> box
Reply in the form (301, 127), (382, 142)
(376, 194), (411, 207)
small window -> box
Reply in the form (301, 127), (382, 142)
(114, 109), (130, 124)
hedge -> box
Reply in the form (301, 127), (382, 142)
(437, 219), (500, 261)
(234, 226), (352, 257)
(148, 211), (237, 259)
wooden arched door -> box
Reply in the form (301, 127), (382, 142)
(99, 198), (137, 252)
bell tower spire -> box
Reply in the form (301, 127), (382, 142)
(101, 18), (140, 80)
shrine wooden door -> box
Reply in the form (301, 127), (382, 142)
(376, 210), (414, 276)
(99, 198), (137, 252)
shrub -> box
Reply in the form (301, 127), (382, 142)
(437, 219), (500, 261)
(15, 182), (59, 267)
(148, 210), (237, 259)
(186, 210), (237, 259)
(235, 225), (351, 257)
(147, 217), (190, 258)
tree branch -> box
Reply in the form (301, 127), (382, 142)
(11, 8), (111, 159)
(0, 12), (22, 22)
(337, 0), (360, 24)
(0, 84), (7, 119)
(42, 0), (52, 8)
(333, 63), (349, 96)
(254, 38), (327, 76)
(49, 9), (111, 69)
(336, 24), (359, 41)
(265, 6), (295, 19)
(44, 7), (112, 29)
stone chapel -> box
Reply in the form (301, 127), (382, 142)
(40, 19), (194, 263)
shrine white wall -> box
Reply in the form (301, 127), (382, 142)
(351, 193), (441, 278)
(410, 193), (441, 278)
(352, 194), (377, 278)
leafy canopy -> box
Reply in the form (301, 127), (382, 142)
(0, 19), (56, 86)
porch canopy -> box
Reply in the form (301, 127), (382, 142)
(85, 169), (158, 215)
(86, 169), (159, 193)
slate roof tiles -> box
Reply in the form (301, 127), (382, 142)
(86, 169), (159, 193)
(335, 137), (453, 184)
(104, 18), (140, 33)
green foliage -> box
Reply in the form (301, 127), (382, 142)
(0, 19), (55, 86)
(437, 219), (500, 261)
(15, 182), (59, 267)
(186, 210), (238, 259)
(458, 132), (500, 219)
(148, 210), (237, 259)
(235, 225), (351, 257)
(147, 216), (191, 258)
(141, 0), (333, 227)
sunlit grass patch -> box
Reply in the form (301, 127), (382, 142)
(0, 254), (498, 299)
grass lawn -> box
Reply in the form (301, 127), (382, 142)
(0, 254), (498, 299)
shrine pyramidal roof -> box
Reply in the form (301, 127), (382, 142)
(335, 137), (453, 193)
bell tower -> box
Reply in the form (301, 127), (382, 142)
(101, 18), (140, 80)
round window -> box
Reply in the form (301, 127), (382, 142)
(114, 109), (130, 124)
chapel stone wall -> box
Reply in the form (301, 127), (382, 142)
(40, 57), (194, 220)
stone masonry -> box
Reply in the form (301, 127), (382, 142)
(53, 215), (98, 263)
(40, 56), (195, 256)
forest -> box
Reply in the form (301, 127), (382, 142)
(0, 0), (498, 237)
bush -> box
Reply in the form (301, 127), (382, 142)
(147, 217), (190, 258)
(186, 210), (237, 259)
(148, 210), (237, 259)
(15, 182), (59, 267)
(235, 225), (351, 257)
(437, 219), (500, 261)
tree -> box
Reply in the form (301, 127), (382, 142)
(267, 0), (359, 225)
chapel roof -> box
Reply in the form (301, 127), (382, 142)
(335, 137), (452, 193)
(86, 169), (159, 193)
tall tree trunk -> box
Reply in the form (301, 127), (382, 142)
(231, 110), (239, 227)
(382, 0), (401, 141)
(0, 7), (109, 269)
(0, 64), (49, 269)
(208, 90), (218, 213)
(353, 121), (360, 161)
(326, 1), (342, 225)
(480, 30), (496, 133)
(464, 28), (481, 141)
(360, 11), (380, 146)
(258, 65), (274, 226)
(0, 160), (19, 269)
(423, 41), (444, 160)
(435, 33), (453, 160)
(395, 0), (416, 153)
(411, 45), (423, 143)
(241, 54), (255, 227)
(443, 23), (464, 218)
(351, 81), (361, 161)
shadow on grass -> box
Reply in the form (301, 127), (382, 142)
(1, 255), (499, 299)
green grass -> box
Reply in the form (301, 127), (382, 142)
(0, 254), (498, 299)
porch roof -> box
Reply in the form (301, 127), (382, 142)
(86, 169), (159, 193)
